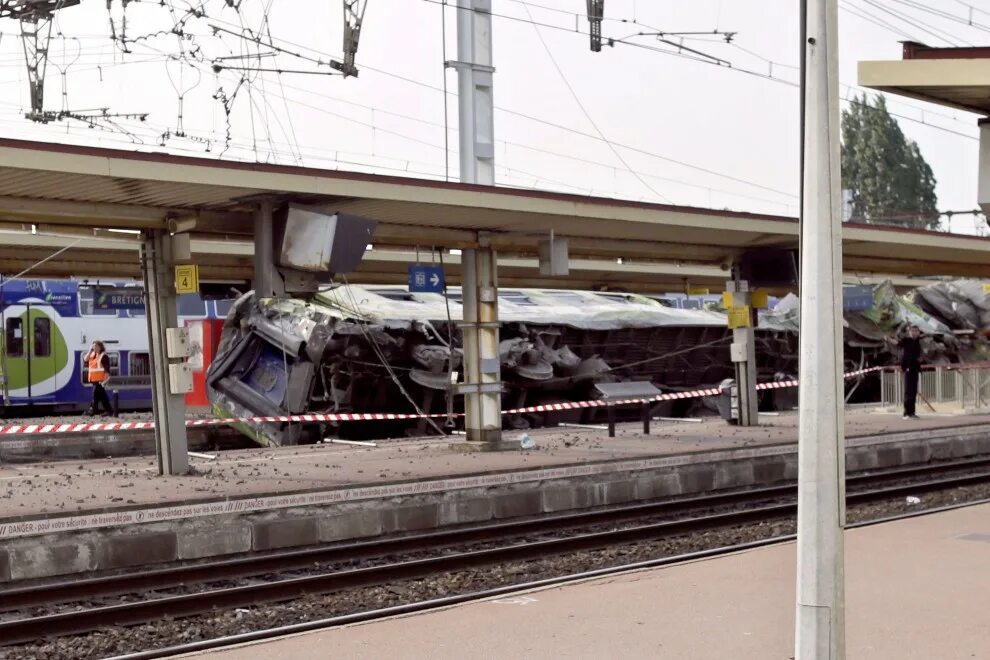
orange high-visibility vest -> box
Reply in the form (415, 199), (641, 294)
(88, 353), (108, 384)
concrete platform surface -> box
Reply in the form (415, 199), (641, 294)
(1, 409), (987, 519)
(187, 502), (990, 660)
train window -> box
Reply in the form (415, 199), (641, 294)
(596, 293), (632, 304)
(683, 299), (702, 310)
(33, 317), (51, 357)
(370, 290), (419, 302)
(214, 299), (234, 318)
(129, 352), (151, 376)
(178, 294), (207, 317)
(547, 292), (586, 305)
(5, 318), (23, 356)
(78, 287), (117, 317)
(499, 291), (537, 305)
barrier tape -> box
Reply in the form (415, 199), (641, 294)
(0, 365), (886, 437)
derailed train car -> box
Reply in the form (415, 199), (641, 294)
(206, 281), (978, 447)
(206, 285), (803, 446)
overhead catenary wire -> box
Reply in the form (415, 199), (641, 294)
(518, 1), (672, 203)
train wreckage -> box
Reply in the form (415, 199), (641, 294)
(205, 280), (990, 447)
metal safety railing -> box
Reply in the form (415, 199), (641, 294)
(880, 364), (990, 412)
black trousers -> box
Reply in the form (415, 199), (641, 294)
(903, 367), (919, 417)
(91, 383), (113, 415)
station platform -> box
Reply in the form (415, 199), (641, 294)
(189, 501), (990, 660)
(1, 409), (989, 582)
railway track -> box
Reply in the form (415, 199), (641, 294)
(2, 458), (990, 648)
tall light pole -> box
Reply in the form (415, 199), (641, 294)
(795, 0), (846, 657)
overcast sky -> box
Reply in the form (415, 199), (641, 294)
(0, 0), (985, 231)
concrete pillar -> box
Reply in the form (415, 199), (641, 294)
(253, 200), (282, 298)
(977, 120), (990, 219)
(453, 0), (501, 445)
(795, 0), (846, 656)
(454, 0), (495, 185)
(728, 278), (759, 426)
(140, 230), (189, 476)
(461, 246), (502, 443)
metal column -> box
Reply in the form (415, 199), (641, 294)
(253, 200), (282, 298)
(453, 0), (501, 444)
(452, 0), (495, 185)
(728, 278), (759, 426)
(141, 231), (189, 476)
(460, 245), (501, 443)
(795, 0), (846, 657)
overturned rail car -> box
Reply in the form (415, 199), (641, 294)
(207, 281), (966, 447)
(207, 285), (808, 446)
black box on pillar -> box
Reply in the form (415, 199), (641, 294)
(273, 203), (377, 295)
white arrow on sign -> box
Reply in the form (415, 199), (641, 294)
(430, 273), (440, 286)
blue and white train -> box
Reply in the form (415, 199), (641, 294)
(0, 278), (230, 415)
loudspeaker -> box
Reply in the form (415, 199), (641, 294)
(738, 248), (798, 288)
(274, 204), (376, 274)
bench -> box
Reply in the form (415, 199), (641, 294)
(594, 381), (661, 437)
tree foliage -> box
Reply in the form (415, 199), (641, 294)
(840, 94), (939, 230)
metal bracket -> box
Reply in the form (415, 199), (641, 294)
(457, 321), (501, 329)
(444, 60), (496, 74)
(457, 382), (503, 395)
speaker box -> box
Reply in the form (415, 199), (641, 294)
(274, 204), (377, 274)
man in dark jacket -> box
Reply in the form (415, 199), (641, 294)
(886, 326), (923, 419)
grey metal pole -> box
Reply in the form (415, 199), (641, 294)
(454, 0), (501, 444)
(253, 200), (279, 298)
(795, 0), (845, 657)
(141, 231), (189, 476)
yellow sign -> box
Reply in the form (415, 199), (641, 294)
(728, 305), (751, 329)
(751, 289), (770, 309)
(722, 291), (733, 308)
(175, 264), (200, 294)
(983, 283), (990, 293)
(687, 287), (710, 296)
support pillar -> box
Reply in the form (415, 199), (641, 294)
(452, 0), (495, 185)
(141, 230), (189, 476)
(460, 246), (502, 444)
(977, 120), (990, 219)
(453, 0), (501, 445)
(727, 278), (759, 426)
(795, 0), (846, 657)
(253, 200), (282, 298)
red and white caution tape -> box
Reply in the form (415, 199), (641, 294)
(0, 366), (885, 436)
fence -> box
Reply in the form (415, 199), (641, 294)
(881, 364), (990, 412)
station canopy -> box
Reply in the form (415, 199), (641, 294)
(2, 138), (990, 292)
(859, 42), (990, 116)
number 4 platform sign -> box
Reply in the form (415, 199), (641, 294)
(175, 264), (200, 294)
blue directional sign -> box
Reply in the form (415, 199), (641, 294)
(95, 289), (146, 311)
(408, 265), (445, 293)
(843, 285), (874, 312)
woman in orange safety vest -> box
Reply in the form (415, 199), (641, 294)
(85, 340), (115, 416)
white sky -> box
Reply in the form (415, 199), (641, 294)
(0, 0), (986, 231)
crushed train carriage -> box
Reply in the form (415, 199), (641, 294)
(206, 280), (990, 447)
(206, 283), (907, 447)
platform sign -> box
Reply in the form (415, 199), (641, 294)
(843, 285), (874, 312)
(175, 264), (200, 294)
(95, 289), (145, 311)
(408, 265), (445, 293)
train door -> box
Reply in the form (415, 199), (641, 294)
(2, 304), (62, 404)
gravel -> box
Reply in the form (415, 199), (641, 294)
(4, 479), (990, 660)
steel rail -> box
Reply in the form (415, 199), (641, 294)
(2, 455), (989, 612)
(0, 465), (989, 645)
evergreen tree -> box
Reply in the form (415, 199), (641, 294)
(840, 94), (939, 230)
